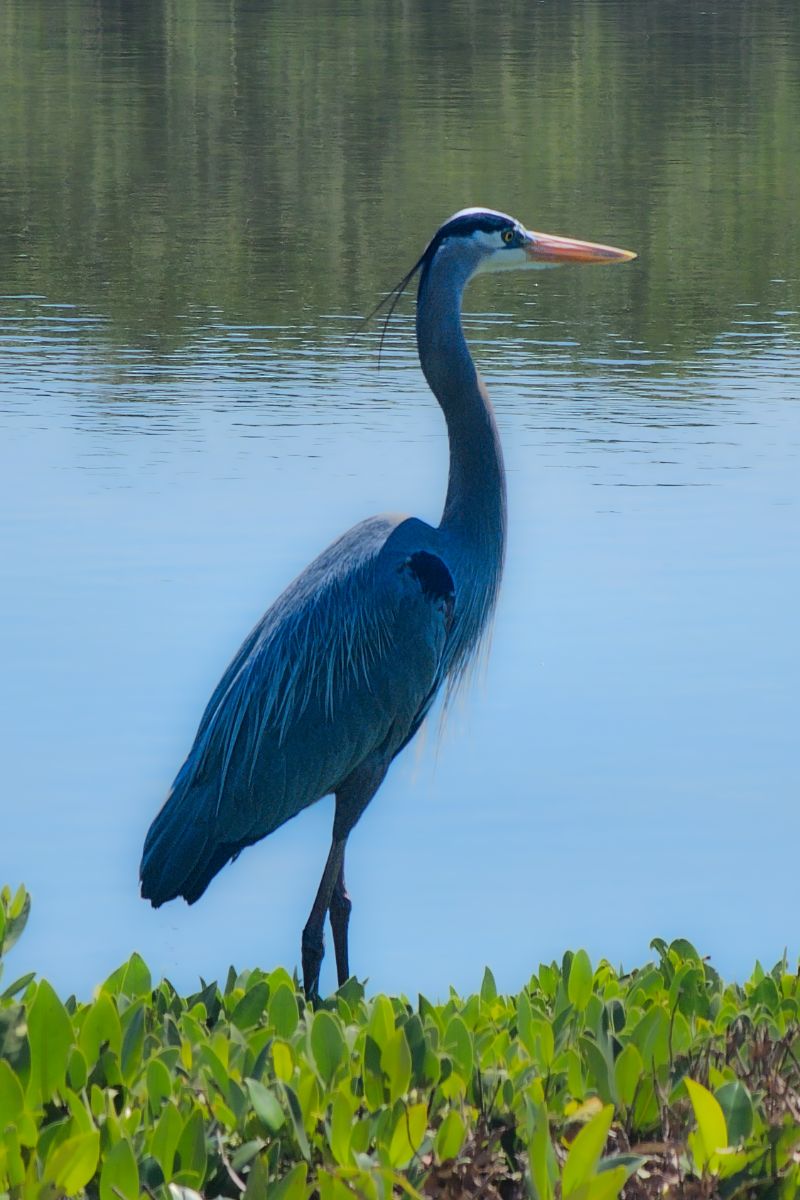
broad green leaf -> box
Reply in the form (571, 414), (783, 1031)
(147, 1056), (173, 1113)
(67, 1046), (87, 1091)
(481, 966), (498, 1003)
(269, 983), (299, 1037)
(80, 992), (122, 1064)
(388, 1101), (427, 1168)
(404, 1012), (427, 1086)
(382, 1027), (412, 1102)
(517, 991), (535, 1053)
(560, 1048), (586, 1099)
(579, 1036), (614, 1104)
(64, 1086), (94, 1134)
(311, 1010), (345, 1084)
(519, 996), (555, 1069)
(231, 981), (269, 1029)
(296, 1068), (320, 1126)
(0, 1058), (25, 1128)
(538, 963), (558, 998)
(37, 1114), (71, 1166)
(632, 1074), (659, 1131)
(329, 1089), (355, 1165)
(210, 1094), (237, 1132)
(462, 994), (480, 1029)
(282, 1083), (311, 1160)
(175, 1107), (206, 1185)
(26, 978), (74, 1103)
(122, 953), (152, 997)
(231, 1140), (266, 1171)
(242, 1153), (268, 1199)
(151, 1101), (184, 1178)
(263, 1162), (308, 1200)
(753, 974), (782, 1012)
(435, 1109), (466, 1162)
(716, 1081), (754, 1144)
(670, 938), (702, 964)
(318, 1170), (355, 1200)
(568, 950), (593, 1013)
(567, 1165), (627, 1200)
(443, 1015), (473, 1083)
(715, 1148), (762, 1181)
(273, 1040), (294, 1081)
(531, 1018), (555, 1070)
(685, 1078), (728, 1169)
(598, 1153), (649, 1181)
(367, 994), (395, 1050)
(336, 974), (365, 1011)
(613, 1042), (643, 1108)
(90, 1083), (105, 1118)
(0, 1127), (25, 1188)
(120, 1001), (145, 1084)
(630, 1005), (670, 1069)
(197, 1044), (228, 1095)
(418, 993), (442, 1031)
(99, 1137), (139, 1200)
(362, 1034), (385, 1110)
(562, 1103), (614, 1197)
(0, 971), (36, 1001)
(45, 1129), (100, 1194)
(529, 1105), (554, 1200)
(351, 1116), (371, 1158)
(0, 887), (30, 956)
(246, 1077), (285, 1133)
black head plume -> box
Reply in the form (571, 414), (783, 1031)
(358, 207), (518, 365)
(358, 249), (428, 366)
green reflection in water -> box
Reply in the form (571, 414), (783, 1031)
(0, 0), (798, 355)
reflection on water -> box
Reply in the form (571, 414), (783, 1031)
(1, 0), (799, 352)
(0, 0), (799, 995)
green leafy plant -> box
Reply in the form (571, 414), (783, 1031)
(1, 886), (800, 1199)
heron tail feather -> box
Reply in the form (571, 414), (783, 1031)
(139, 769), (240, 907)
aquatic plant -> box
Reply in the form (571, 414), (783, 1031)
(1, 885), (799, 1199)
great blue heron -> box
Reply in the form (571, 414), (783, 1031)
(140, 208), (635, 997)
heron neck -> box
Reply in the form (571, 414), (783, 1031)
(415, 253), (507, 552)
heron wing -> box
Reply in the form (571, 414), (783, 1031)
(140, 514), (454, 904)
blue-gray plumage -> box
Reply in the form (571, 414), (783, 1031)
(140, 208), (635, 997)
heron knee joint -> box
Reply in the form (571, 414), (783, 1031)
(330, 888), (352, 918)
(302, 923), (324, 958)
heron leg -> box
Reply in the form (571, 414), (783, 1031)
(324, 758), (388, 993)
(302, 759), (388, 1001)
(329, 857), (352, 987)
(301, 838), (345, 1003)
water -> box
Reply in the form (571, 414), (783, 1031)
(1, 0), (799, 998)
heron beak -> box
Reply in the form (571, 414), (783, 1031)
(524, 230), (637, 265)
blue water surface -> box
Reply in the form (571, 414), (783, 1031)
(2, 302), (798, 998)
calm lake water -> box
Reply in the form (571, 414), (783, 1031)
(1, 0), (799, 998)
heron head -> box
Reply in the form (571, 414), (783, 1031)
(423, 207), (637, 278)
(365, 207), (635, 360)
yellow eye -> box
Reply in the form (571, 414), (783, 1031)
(502, 229), (515, 245)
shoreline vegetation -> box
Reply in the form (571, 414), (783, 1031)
(1, 886), (799, 1199)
